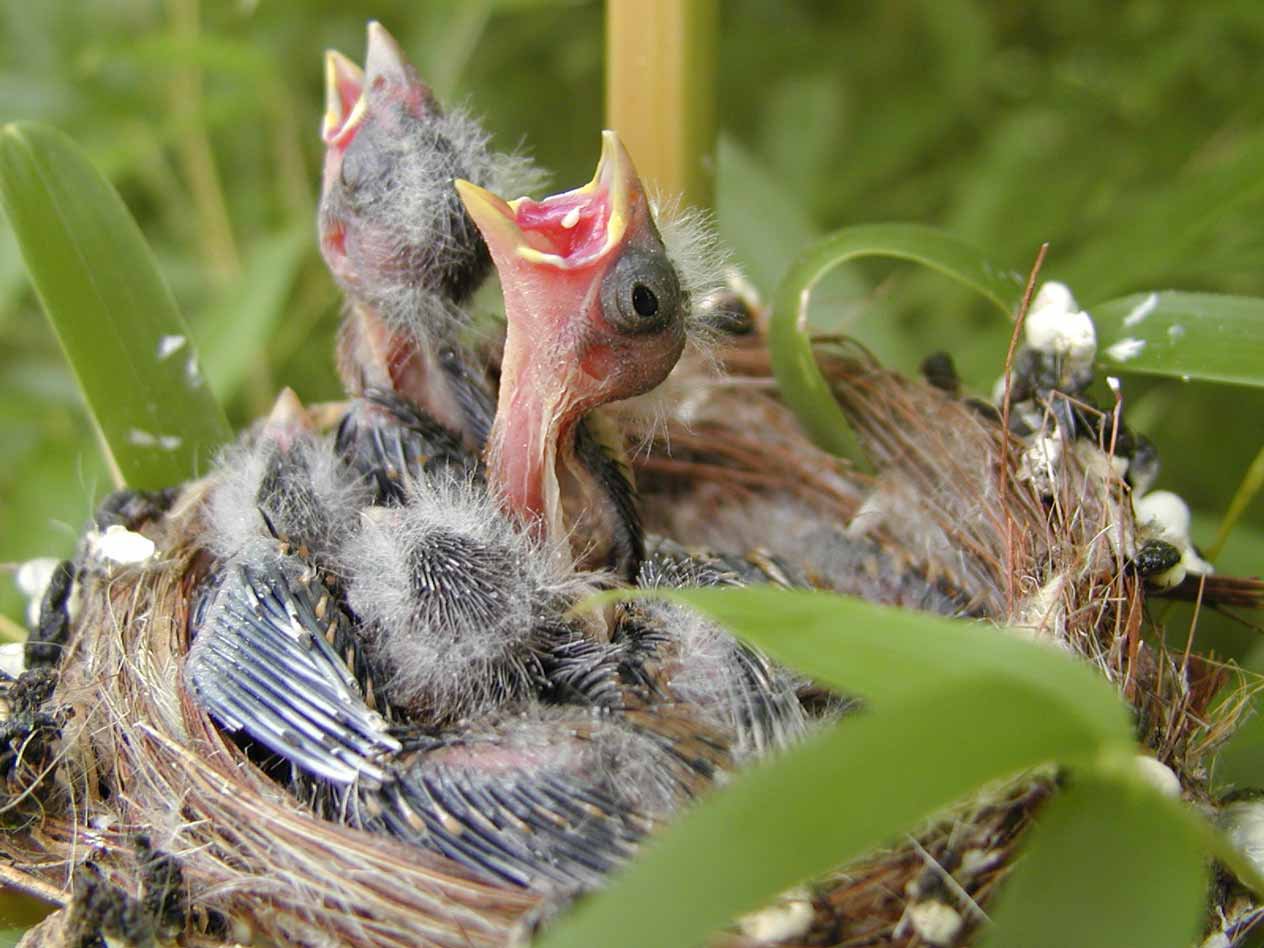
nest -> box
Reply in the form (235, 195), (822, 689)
(0, 334), (1253, 947)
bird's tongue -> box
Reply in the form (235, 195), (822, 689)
(511, 191), (612, 266)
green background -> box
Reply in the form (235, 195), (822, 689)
(2, 0), (1264, 929)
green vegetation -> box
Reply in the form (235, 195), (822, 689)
(2, 2), (1264, 942)
(3, 1), (1262, 625)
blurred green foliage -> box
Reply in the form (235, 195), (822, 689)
(2, 3), (1264, 939)
(0, 2), (1261, 656)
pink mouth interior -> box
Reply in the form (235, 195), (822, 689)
(513, 188), (610, 266)
(324, 76), (365, 146)
(335, 81), (362, 125)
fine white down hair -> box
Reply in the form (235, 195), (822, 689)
(633, 554), (808, 759)
(203, 428), (371, 572)
(368, 105), (543, 301)
(341, 471), (602, 720)
(651, 193), (732, 353)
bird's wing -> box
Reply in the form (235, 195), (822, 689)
(377, 762), (646, 890)
(335, 389), (478, 505)
(186, 550), (401, 787)
(362, 712), (710, 891)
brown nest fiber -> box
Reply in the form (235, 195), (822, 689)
(0, 338), (1253, 947)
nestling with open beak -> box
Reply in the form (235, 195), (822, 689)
(182, 132), (751, 892)
(320, 22), (541, 450)
(456, 131), (690, 578)
(340, 134), (695, 717)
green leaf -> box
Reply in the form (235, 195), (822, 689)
(539, 674), (1123, 948)
(1093, 291), (1264, 389)
(0, 122), (230, 488)
(192, 227), (309, 401)
(542, 588), (1135, 947)
(980, 772), (1207, 948)
(770, 223), (1024, 460)
(652, 587), (1132, 736)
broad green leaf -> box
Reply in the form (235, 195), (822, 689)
(1093, 291), (1264, 389)
(539, 674), (1125, 948)
(770, 224), (1024, 460)
(0, 122), (230, 488)
(542, 589), (1132, 946)
(650, 587), (1132, 738)
(980, 772), (1207, 948)
(0, 886), (54, 936)
(191, 227), (309, 401)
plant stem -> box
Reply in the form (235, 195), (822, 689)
(1207, 442), (1264, 562)
(605, 0), (716, 209)
(166, 0), (241, 283)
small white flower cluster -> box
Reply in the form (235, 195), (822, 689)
(1001, 283), (1212, 589)
(1005, 281), (1098, 496)
(1132, 490), (1214, 590)
(86, 524), (157, 566)
(1016, 433), (1062, 497)
(15, 557), (62, 629)
(1022, 281), (1097, 387)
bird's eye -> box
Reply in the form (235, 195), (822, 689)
(340, 147), (363, 191)
(631, 284), (658, 317)
(601, 245), (682, 335)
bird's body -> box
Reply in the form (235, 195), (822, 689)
(182, 87), (790, 892)
(319, 24), (541, 450)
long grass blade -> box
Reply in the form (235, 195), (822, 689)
(0, 121), (230, 488)
(770, 223), (1024, 460)
(1093, 290), (1264, 389)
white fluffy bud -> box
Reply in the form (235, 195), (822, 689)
(1024, 281), (1097, 376)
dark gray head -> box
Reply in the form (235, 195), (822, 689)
(319, 24), (541, 324)
(339, 474), (600, 723)
(204, 390), (370, 569)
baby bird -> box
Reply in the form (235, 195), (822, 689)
(457, 130), (698, 578)
(320, 22), (541, 450)
(184, 391), (398, 784)
(186, 134), (740, 892)
(455, 139), (811, 760)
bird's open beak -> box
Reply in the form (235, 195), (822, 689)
(455, 132), (649, 537)
(322, 22), (421, 147)
(364, 20), (411, 91)
(322, 50), (365, 145)
(455, 130), (636, 272)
